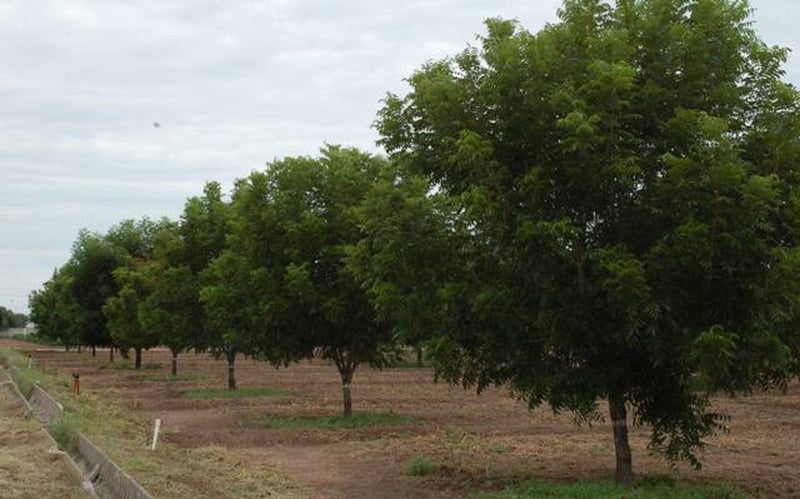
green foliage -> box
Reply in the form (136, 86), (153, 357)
(199, 252), (257, 357)
(475, 477), (748, 499)
(0, 306), (27, 330)
(404, 454), (437, 476)
(22, 0), (800, 483)
(104, 267), (158, 357)
(164, 181), (232, 358)
(137, 226), (200, 360)
(63, 230), (123, 350)
(209, 145), (402, 414)
(374, 0), (800, 477)
(29, 217), (174, 354)
(103, 217), (175, 359)
(261, 412), (412, 430)
(28, 269), (81, 348)
(182, 387), (286, 399)
(346, 168), (458, 356)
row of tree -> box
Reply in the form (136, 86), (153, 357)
(28, 0), (800, 484)
(29, 148), (403, 410)
(0, 306), (27, 330)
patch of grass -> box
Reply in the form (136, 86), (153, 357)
(262, 411), (413, 429)
(107, 361), (163, 370)
(129, 372), (209, 382)
(405, 454), (437, 476)
(50, 417), (79, 454)
(182, 387), (287, 400)
(474, 477), (750, 498)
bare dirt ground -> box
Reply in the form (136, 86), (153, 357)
(0, 369), (84, 499)
(3, 339), (799, 498)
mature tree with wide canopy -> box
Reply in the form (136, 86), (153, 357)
(347, 171), (459, 366)
(218, 146), (399, 415)
(375, 0), (800, 482)
(176, 181), (254, 390)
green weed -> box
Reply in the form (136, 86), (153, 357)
(262, 412), (412, 429)
(475, 477), (750, 498)
(405, 454), (437, 476)
(182, 387), (286, 399)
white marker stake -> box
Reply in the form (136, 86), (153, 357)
(151, 419), (162, 450)
(27, 356), (32, 369)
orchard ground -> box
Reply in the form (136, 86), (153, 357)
(0, 362), (85, 498)
(1, 338), (798, 498)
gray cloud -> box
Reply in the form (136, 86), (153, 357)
(1, 0), (797, 312)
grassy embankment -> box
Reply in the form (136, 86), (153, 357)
(0, 346), (302, 498)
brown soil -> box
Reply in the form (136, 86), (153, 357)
(3, 339), (799, 498)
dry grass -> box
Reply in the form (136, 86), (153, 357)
(0, 347), (303, 499)
(0, 378), (85, 499)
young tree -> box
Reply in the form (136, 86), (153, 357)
(375, 0), (800, 482)
(199, 251), (257, 390)
(28, 269), (77, 347)
(138, 229), (200, 377)
(68, 230), (126, 357)
(177, 182), (246, 389)
(103, 266), (157, 368)
(103, 218), (173, 368)
(223, 146), (399, 416)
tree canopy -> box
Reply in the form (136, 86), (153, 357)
(211, 145), (399, 415)
(0, 306), (27, 331)
(374, 0), (800, 482)
(24, 0), (800, 484)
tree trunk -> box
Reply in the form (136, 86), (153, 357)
(109, 346), (114, 362)
(226, 350), (237, 390)
(609, 394), (633, 484)
(341, 369), (354, 418)
(171, 351), (178, 377)
(415, 345), (423, 367)
(134, 348), (142, 369)
(92, 345), (96, 357)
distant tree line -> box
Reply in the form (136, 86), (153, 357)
(27, 0), (800, 484)
(0, 306), (27, 330)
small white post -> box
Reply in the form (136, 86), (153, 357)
(151, 418), (161, 450)
(27, 356), (32, 369)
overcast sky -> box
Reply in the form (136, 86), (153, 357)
(1, 1), (798, 313)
